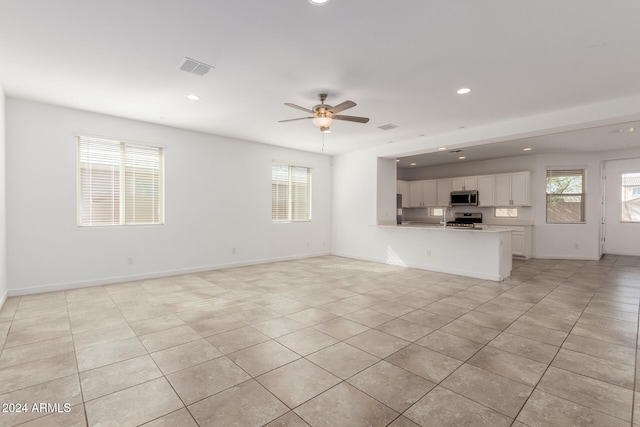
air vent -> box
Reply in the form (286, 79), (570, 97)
(378, 123), (398, 131)
(178, 57), (214, 76)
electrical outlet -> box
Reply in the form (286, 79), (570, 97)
(127, 257), (134, 265)
(426, 250), (431, 257)
(306, 242), (310, 248)
(574, 243), (579, 250)
(232, 248), (236, 255)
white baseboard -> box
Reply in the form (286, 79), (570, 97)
(533, 254), (601, 261)
(7, 251), (332, 297)
(0, 290), (7, 312)
(603, 250), (640, 257)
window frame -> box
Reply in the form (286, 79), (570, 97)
(271, 163), (312, 223)
(77, 135), (165, 227)
(545, 168), (585, 224)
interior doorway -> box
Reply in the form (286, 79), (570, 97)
(603, 158), (640, 256)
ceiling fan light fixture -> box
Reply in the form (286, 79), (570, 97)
(308, 0), (330, 5)
(456, 87), (472, 95)
(312, 116), (333, 129)
(320, 126), (331, 134)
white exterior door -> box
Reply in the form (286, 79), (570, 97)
(604, 158), (640, 256)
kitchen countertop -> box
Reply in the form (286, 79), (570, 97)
(381, 223), (513, 233)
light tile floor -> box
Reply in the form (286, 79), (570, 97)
(0, 255), (639, 426)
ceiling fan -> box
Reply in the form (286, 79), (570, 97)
(279, 93), (369, 133)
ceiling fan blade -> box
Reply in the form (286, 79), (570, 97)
(333, 114), (370, 123)
(278, 117), (314, 123)
(284, 103), (314, 114)
(329, 100), (356, 114)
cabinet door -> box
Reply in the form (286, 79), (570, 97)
(436, 179), (451, 206)
(511, 171), (531, 206)
(511, 232), (525, 256)
(451, 177), (465, 191)
(397, 180), (410, 208)
(422, 180), (438, 206)
(409, 181), (424, 207)
(494, 173), (512, 206)
(464, 176), (478, 191)
(477, 175), (495, 207)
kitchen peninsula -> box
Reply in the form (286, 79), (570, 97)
(377, 223), (512, 281)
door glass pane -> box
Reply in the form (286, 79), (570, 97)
(622, 172), (640, 222)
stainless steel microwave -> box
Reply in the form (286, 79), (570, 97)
(451, 190), (478, 206)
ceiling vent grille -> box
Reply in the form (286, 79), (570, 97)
(378, 123), (398, 131)
(178, 57), (214, 76)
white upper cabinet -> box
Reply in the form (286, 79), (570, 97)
(437, 179), (451, 206)
(451, 176), (478, 191)
(402, 171), (530, 208)
(477, 175), (495, 207)
(495, 171), (531, 206)
(423, 180), (438, 206)
(397, 180), (410, 208)
(511, 171), (531, 206)
(408, 180), (437, 207)
(409, 180), (424, 207)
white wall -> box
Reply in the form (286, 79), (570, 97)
(0, 86), (6, 308)
(532, 152), (601, 260)
(6, 99), (332, 295)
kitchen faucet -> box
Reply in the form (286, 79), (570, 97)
(440, 207), (451, 227)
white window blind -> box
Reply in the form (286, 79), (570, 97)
(78, 136), (164, 226)
(272, 163), (311, 222)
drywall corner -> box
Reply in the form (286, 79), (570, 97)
(0, 84), (6, 311)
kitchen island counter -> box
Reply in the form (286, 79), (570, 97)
(374, 224), (512, 281)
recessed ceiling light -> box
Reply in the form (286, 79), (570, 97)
(458, 156), (466, 160)
(410, 162), (417, 166)
(438, 147), (447, 151)
(308, 0), (329, 4)
(523, 147), (532, 151)
(186, 94), (200, 101)
(396, 159), (400, 162)
(456, 87), (472, 95)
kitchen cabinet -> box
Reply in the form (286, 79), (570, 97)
(451, 176), (478, 191)
(477, 175), (495, 207)
(408, 180), (437, 207)
(495, 171), (531, 206)
(436, 179), (451, 206)
(397, 180), (410, 208)
(511, 171), (531, 206)
(483, 224), (532, 258)
(423, 180), (438, 206)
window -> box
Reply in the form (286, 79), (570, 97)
(546, 168), (585, 223)
(272, 163), (311, 222)
(495, 208), (518, 218)
(622, 172), (640, 222)
(430, 207), (445, 217)
(78, 136), (164, 226)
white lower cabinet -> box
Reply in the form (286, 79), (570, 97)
(483, 225), (532, 259)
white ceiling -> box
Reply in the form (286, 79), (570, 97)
(398, 120), (640, 168)
(1, 1), (640, 159)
